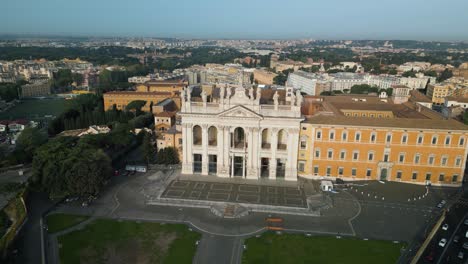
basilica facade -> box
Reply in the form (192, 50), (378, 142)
(179, 81), (304, 181)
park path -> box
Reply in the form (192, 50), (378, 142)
(193, 234), (244, 264)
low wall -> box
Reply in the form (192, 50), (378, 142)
(0, 189), (28, 259)
(409, 211), (446, 264)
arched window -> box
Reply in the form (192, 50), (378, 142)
(208, 126), (217, 146)
(261, 129), (271, 149)
(233, 127), (245, 148)
(193, 125), (202, 145)
(277, 129), (288, 150)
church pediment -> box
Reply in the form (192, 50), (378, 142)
(217, 105), (263, 119)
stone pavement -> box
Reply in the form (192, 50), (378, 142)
(42, 167), (461, 264)
(161, 179), (307, 208)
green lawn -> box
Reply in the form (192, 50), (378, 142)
(243, 233), (405, 264)
(0, 98), (70, 120)
(57, 219), (201, 264)
(46, 213), (89, 233)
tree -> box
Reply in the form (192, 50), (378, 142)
(388, 68), (398, 75)
(15, 127), (48, 162)
(423, 70), (437, 77)
(350, 84), (372, 94)
(142, 132), (156, 164)
(402, 70), (417, 78)
(437, 69), (453, 82)
(273, 69), (292, 85)
(53, 69), (73, 88)
(320, 91), (333, 96)
(463, 111), (468, 125)
(72, 73), (84, 86)
(31, 137), (112, 199)
(125, 100), (147, 116)
(155, 147), (180, 165)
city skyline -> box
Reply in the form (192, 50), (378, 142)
(1, 0), (468, 41)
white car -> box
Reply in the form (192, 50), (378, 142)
(438, 238), (447, 247)
(442, 224), (449, 230)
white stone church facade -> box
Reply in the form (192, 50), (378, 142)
(179, 80), (304, 181)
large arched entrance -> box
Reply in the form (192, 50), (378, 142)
(380, 168), (388, 181)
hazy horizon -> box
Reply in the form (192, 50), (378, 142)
(1, 0), (468, 41)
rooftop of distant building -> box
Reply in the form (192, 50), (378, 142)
(302, 94), (468, 131)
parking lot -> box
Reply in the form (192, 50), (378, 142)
(161, 179), (307, 208)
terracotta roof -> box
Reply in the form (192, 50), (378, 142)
(409, 90), (432, 103)
(104, 91), (173, 96)
(155, 111), (176, 118)
(304, 114), (468, 131)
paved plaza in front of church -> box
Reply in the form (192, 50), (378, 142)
(161, 179), (308, 208)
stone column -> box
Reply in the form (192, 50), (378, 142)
(217, 125), (229, 178)
(246, 127), (259, 180)
(219, 126), (231, 177)
(230, 154), (234, 178)
(269, 128), (278, 179)
(201, 124), (209, 175)
(182, 123), (193, 174)
(285, 128), (299, 181)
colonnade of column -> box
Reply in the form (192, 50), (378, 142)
(181, 124), (298, 181)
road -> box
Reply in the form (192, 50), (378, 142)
(5, 168), (462, 264)
(419, 192), (468, 264)
(7, 192), (54, 264)
(193, 235), (244, 264)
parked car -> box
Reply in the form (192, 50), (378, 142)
(424, 250), (435, 262)
(458, 251), (464, 260)
(466, 230), (468, 238)
(465, 218), (468, 225)
(463, 242), (468, 250)
(437, 203), (444, 209)
(439, 238), (447, 247)
(453, 235), (460, 243)
(65, 196), (79, 203)
(442, 223), (449, 230)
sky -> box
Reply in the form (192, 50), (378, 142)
(1, 0), (468, 41)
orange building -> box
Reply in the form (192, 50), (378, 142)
(155, 112), (182, 158)
(298, 95), (468, 187)
(103, 91), (181, 112)
(135, 80), (187, 93)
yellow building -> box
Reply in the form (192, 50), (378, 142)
(135, 80), (187, 93)
(298, 95), (468, 187)
(253, 69), (277, 85)
(155, 112), (182, 158)
(427, 83), (454, 105)
(103, 91), (181, 112)
(21, 82), (51, 97)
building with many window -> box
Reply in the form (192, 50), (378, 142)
(297, 95), (468, 186)
(180, 76), (303, 180)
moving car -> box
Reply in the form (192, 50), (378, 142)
(438, 238), (447, 247)
(442, 223), (449, 230)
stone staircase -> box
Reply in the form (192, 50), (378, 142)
(210, 203), (250, 218)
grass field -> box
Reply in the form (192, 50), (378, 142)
(242, 233), (405, 264)
(57, 218), (201, 264)
(46, 213), (89, 233)
(0, 98), (69, 120)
